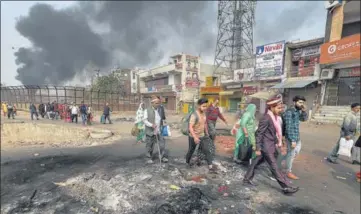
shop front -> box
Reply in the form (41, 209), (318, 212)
(219, 83), (243, 112)
(200, 86), (222, 106)
(320, 33), (360, 106)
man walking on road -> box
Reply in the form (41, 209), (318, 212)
(143, 95), (168, 163)
(327, 103), (360, 164)
(186, 98), (217, 173)
(243, 97), (299, 195)
(102, 103), (112, 124)
(7, 103), (15, 119)
(29, 103), (39, 120)
(70, 102), (79, 124)
(79, 101), (88, 126)
(206, 98), (228, 141)
(157, 96), (166, 130)
(279, 95), (308, 180)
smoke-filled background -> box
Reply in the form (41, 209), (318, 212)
(2, 1), (326, 85)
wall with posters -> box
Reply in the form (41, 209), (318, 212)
(255, 41), (286, 80)
(184, 55), (200, 88)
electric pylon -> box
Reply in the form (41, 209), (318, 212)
(213, 0), (256, 81)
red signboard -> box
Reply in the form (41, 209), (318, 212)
(242, 86), (257, 95)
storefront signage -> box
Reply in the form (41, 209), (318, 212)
(242, 86), (258, 95)
(226, 84), (242, 89)
(200, 86), (221, 94)
(339, 67), (361, 77)
(234, 68), (254, 82)
(255, 41), (285, 79)
(292, 45), (320, 61)
(320, 34), (361, 64)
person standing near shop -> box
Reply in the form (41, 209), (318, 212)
(243, 97), (299, 195)
(281, 96), (308, 180)
(327, 103), (360, 164)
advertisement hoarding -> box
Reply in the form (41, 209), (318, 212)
(255, 41), (286, 79)
(185, 55), (200, 88)
(320, 34), (360, 65)
(234, 68), (254, 82)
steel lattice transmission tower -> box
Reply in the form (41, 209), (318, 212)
(213, 0), (257, 80)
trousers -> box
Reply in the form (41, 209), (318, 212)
(186, 136), (213, 165)
(244, 149), (290, 189)
(277, 140), (301, 172)
(145, 134), (168, 159)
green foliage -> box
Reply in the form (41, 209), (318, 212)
(91, 73), (122, 93)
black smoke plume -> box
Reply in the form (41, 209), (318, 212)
(14, 1), (216, 85)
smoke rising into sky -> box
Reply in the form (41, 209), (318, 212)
(11, 1), (325, 85)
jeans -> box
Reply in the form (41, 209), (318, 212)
(103, 114), (112, 124)
(81, 114), (87, 125)
(71, 114), (78, 123)
(277, 139), (301, 173)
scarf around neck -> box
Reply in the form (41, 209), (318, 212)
(267, 110), (282, 145)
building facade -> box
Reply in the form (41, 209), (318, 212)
(272, 38), (324, 110)
(138, 53), (223, 112)
(320, 0), (360, 106)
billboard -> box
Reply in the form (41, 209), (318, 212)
(255, 41), (285, 79)
(234, 68), (254, 82)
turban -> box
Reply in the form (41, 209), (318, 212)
(266, 97), (282, 107)
(151, 95), (160, 103)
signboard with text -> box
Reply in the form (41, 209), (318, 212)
(234, 68), (254, 82)
(242, 86), (258, 95)
(255, 41), (285, 79)
(320, 34), (360, 64)
(200, 86), (221, 94)
(291, 45), (321, 61)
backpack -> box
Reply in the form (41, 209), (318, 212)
(80, 105), (87, 114)
(181, 111), (199, 136)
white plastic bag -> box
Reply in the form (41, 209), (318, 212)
(337, 138), (354, 157)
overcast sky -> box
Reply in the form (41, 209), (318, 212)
(1, 1), (327, 86)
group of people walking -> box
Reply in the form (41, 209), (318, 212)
(135, 94), (311, 195)
(1, 102), (17, 119)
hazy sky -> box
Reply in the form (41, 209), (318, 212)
(1, 1), (327, 86)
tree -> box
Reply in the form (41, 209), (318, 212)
(90, 73), (125, 99)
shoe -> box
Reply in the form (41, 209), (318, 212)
(161, 157), (168, 163)
(243, 179), (258, 187)
(352, 161), (361, 165)
(283, 186), (299, 195)
(287, 172), (299, 180)
(326, 157), (338, 164)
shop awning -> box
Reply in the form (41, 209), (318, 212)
(248, 90), (279, 100)
(271, 79), (317, 89)
(219, 91), (239, 96)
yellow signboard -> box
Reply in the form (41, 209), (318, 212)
(205, 76), (213, 87)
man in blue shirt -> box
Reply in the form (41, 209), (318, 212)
(279, 95), (308, 180)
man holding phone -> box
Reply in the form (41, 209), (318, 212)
(281, 95), (308, 180)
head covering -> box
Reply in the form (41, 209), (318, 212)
(151, 95), (160, 103)
(136, 102), (145, 123)
(245, 104), (257, 119)
(266, 97), (282, 107)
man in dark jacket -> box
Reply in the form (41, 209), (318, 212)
(29, 103), (39, 120)
(243, 97), (299, 195)
(103, 103), (112, 124)
(38, 103), (45, 118)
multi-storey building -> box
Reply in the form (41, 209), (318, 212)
(320, 0), (360, 106)
(138, 53), (224, 112)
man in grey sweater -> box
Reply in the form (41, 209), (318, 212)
(327, 103), (360, 164)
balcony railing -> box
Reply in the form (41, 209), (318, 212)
(140, 84), (183, 93)
(138, 63), (182, 79)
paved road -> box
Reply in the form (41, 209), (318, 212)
(1, 118), (360, 213)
